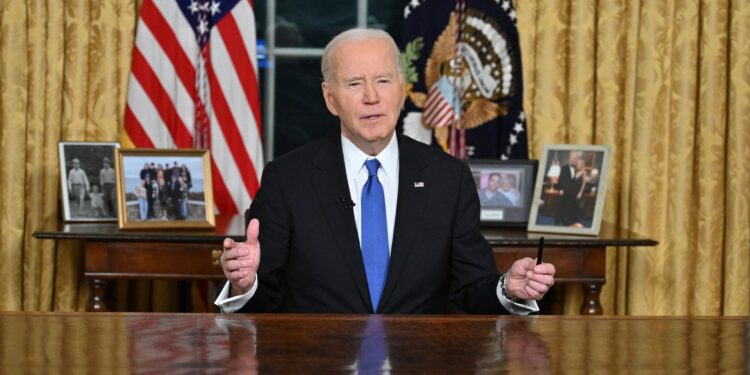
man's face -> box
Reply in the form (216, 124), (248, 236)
(487, 175), (501, 192)
(72, 160), (80, 169)
(322, 38), (406, 154)
(500, 177), (512, 192)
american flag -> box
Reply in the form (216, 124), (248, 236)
(423, 76), (460, 129)
(124, 0), (263, 216)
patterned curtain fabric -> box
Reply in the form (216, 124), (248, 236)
(0, 0), (142, 311)
(0, 0), (748, 315)
(516, 0), (749, 315)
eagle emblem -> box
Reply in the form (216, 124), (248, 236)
(402, 9), (517, 152)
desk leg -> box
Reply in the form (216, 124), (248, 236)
(88, 278), (110, 312)
(580, 283), (603, 315)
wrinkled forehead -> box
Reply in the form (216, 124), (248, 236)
(332, 39), (399, 76)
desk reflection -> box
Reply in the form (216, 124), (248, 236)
(0, 313), (747, 373)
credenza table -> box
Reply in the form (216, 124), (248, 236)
(33, 217), (656, 314)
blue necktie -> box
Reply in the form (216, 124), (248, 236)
(361, 159), (389, 312)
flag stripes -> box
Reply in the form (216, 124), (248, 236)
(125, 0), (263, 216)
(423, 85), (455, 129)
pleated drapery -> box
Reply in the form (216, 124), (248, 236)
(516, 0), (749, 315)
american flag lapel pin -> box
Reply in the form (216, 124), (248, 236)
(414, 181), (424, 188)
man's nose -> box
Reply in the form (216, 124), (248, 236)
(362, 82), (379, 103)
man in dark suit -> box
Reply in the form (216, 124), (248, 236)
(215, 29), (555, 314)
(555, 151), (586, 226)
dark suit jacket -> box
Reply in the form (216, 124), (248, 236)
(235, 132), (506, 314)
(555, 163), (583, 225)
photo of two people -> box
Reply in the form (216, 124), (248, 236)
(528, 145), (611, 236)
(469, 160), (536, 226)
(58, 142), (120, 222)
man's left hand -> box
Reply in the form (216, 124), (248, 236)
(506, 258), (556, 300)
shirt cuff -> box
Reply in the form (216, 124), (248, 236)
(496, 279), (539, 315)
(214, 274), (259, 313)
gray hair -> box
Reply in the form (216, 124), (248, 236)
(321, 28), (404, 83)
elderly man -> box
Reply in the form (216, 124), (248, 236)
(216, 28), (555, 314)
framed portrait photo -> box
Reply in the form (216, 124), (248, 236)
(528, 144), (612, 236)
(115, 149), (215, 230)
(468, 160), (537, 227)
(58, 141), (121, 222)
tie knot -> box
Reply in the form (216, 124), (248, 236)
(364, 159), (381, 177)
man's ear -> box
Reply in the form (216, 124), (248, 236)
(321, 82), (339, 116)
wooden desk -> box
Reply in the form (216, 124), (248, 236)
(33, 218), (656, 314)
(0, 313), (746, 373)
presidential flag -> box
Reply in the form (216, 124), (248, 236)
(124, 0), (263, 217)
(401, 0), (528, 160)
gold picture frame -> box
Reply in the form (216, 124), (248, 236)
(115, 148), (215, 230)
(527, 144), (612, 236)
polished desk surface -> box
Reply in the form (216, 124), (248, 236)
(34, 215), (658, 247)
(0, 313), (745, 373)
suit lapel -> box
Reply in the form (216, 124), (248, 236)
(378, 135), (429, 311)
(310, 135), (372, 311)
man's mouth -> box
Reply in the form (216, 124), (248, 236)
(361, 114), (384, 121)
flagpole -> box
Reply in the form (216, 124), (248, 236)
(453, 0), (467, 159)
(263, 0), (277, 162)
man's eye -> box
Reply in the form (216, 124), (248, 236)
(377, 79), (390, 84)
(348, 82), (361, 87)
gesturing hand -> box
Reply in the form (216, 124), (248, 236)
(221, 218), (261, 297)
(505, 257), (556, 301)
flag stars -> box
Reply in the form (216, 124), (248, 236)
(188, 0), (200, 13)
(197, 19), (209, 35)
(210, 1), (221, 15)
(404, 0), (420, 19)
(518, 111), (526, 121)
(502, 0), (511, 11)
(509, 133), (518, 145)
(514, 122), (524, 133)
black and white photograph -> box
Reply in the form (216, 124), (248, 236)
(115, 149), (215, 230)
(467, 160), (537, 226)
(528, 145), (612, 235)
(58, 142), (120, 222)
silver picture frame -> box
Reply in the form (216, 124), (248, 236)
(528, 144), (612, 236)
(58, 141), (121, 222)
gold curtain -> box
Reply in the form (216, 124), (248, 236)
(516, 0), (750, 315)
(0, 0), (166, 312)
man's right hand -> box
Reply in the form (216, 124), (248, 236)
(221, 218), (261, 297)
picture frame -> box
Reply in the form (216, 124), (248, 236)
(58, 141), (121, 222)
(467, 159), (538, 227)
(528, 144), (612, 236)
(115, 148), (215, 230)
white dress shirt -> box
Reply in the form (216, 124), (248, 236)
(215, 133), (538, 315)
(341, 132), (399, 251)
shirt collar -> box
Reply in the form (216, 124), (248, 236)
(341, 132), (399, 179)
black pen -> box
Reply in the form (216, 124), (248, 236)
(536, 236), (544, 265)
